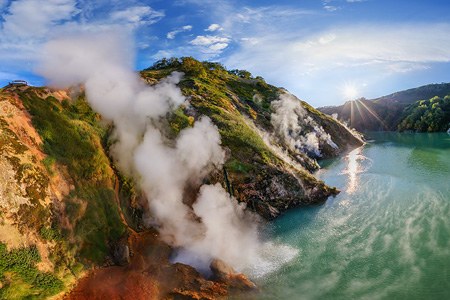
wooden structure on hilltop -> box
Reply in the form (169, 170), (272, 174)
(8, 80), (28, 86)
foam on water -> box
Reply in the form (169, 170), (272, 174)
(242, 241), (300, 278)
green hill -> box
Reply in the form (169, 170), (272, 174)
(0, 57), (363, 299)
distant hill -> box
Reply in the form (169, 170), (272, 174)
(319, 83), (450, 132)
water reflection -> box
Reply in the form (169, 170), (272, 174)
(341, 147), (366, 194)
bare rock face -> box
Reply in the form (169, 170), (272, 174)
(112, 239), (130, 266)
(210, 259), (256, 290)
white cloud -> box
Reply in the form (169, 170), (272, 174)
(189, 35), (230, 54)
(0, 0), (8, 10)
(205, 23), (222, 32)
(324, 5), (338, 12)
(223, 23), (450, 105)
(0, 0), (81, 73)
(152, 49), (174, 59)
(322, 0), (365, 11)
(190, 35), (230, 46)
(0, 0), (165, 80)
(208, 42), (228, 51)
(227, 23), (450, 73)
(164, 3), (318, 59)
(110, 6), (164, 27)
(166, 32), (176, 39)
(232, 6), (315, 24)
(167, 24), (192, 39)
(318, 33), (336, 44)
(1, 0), (79, 38)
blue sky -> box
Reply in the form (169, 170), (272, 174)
(1, 0), (450, 106)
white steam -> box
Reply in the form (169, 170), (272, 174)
(37, 31), (296, 276)
(271, 93), (338, 157)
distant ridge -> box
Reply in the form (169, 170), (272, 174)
(319, 83), (450, 132)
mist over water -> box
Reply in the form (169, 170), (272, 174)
(248, 133), (450, 300)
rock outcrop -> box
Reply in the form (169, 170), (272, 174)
(210, 259), (256, 290)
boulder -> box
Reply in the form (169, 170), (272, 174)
(112, 241), (130, 266)
(210, 259), (256, 290)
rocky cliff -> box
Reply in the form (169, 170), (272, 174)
(0, 58), (363, 299)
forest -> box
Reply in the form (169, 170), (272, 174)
(398, 95), (450, 132)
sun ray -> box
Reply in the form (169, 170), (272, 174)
(356, 99), (388, 129)
(350, 99), (355, 127)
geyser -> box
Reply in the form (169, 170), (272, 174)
(37, 30), (297, 276)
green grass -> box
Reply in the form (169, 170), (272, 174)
(142, 58), (312, 172)
(0, 243), (64, 299)
(71, 186), (126, 264)
(168, 106), (194, 137)
(140, 58), (344, 218)
(20, 92), (110, 183)
(39, 226), (61, 242)
(17, 89), (126, 265)
(225, 159), (254, 174)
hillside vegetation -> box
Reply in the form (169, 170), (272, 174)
(398, 95), (450, 132)
(0, 86), (125, 299)
(142, 57), (363, 219)
(0, 57), (362, 298)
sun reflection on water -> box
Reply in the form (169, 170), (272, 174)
(342, 147), (366, 194)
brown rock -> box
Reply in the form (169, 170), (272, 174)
(210, 259), (256, 290)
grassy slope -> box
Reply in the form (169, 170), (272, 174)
(19, 88), (126, 263)
(0, 87), (126, 299)
(0, 58), (362, 296)
(141, 58), (361, 218)
(0, 244), (63, 299)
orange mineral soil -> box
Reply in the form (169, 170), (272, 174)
(65, 230), (229, 300)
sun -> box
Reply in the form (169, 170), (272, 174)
(343, 84), (358, 100)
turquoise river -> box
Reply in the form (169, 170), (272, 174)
(253, 132), (450, 299)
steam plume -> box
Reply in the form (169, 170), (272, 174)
(271, 93), (338, 157)
(37, 31), (296, 275)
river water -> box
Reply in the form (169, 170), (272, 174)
(253, 132), (450, 299)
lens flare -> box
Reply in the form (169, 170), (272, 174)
(343, 84), (358, 100)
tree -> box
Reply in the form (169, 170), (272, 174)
(180, 57), (207, 77)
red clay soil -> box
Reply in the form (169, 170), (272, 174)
(64, 230), (228, 300)
(65, 171), (252, 299)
